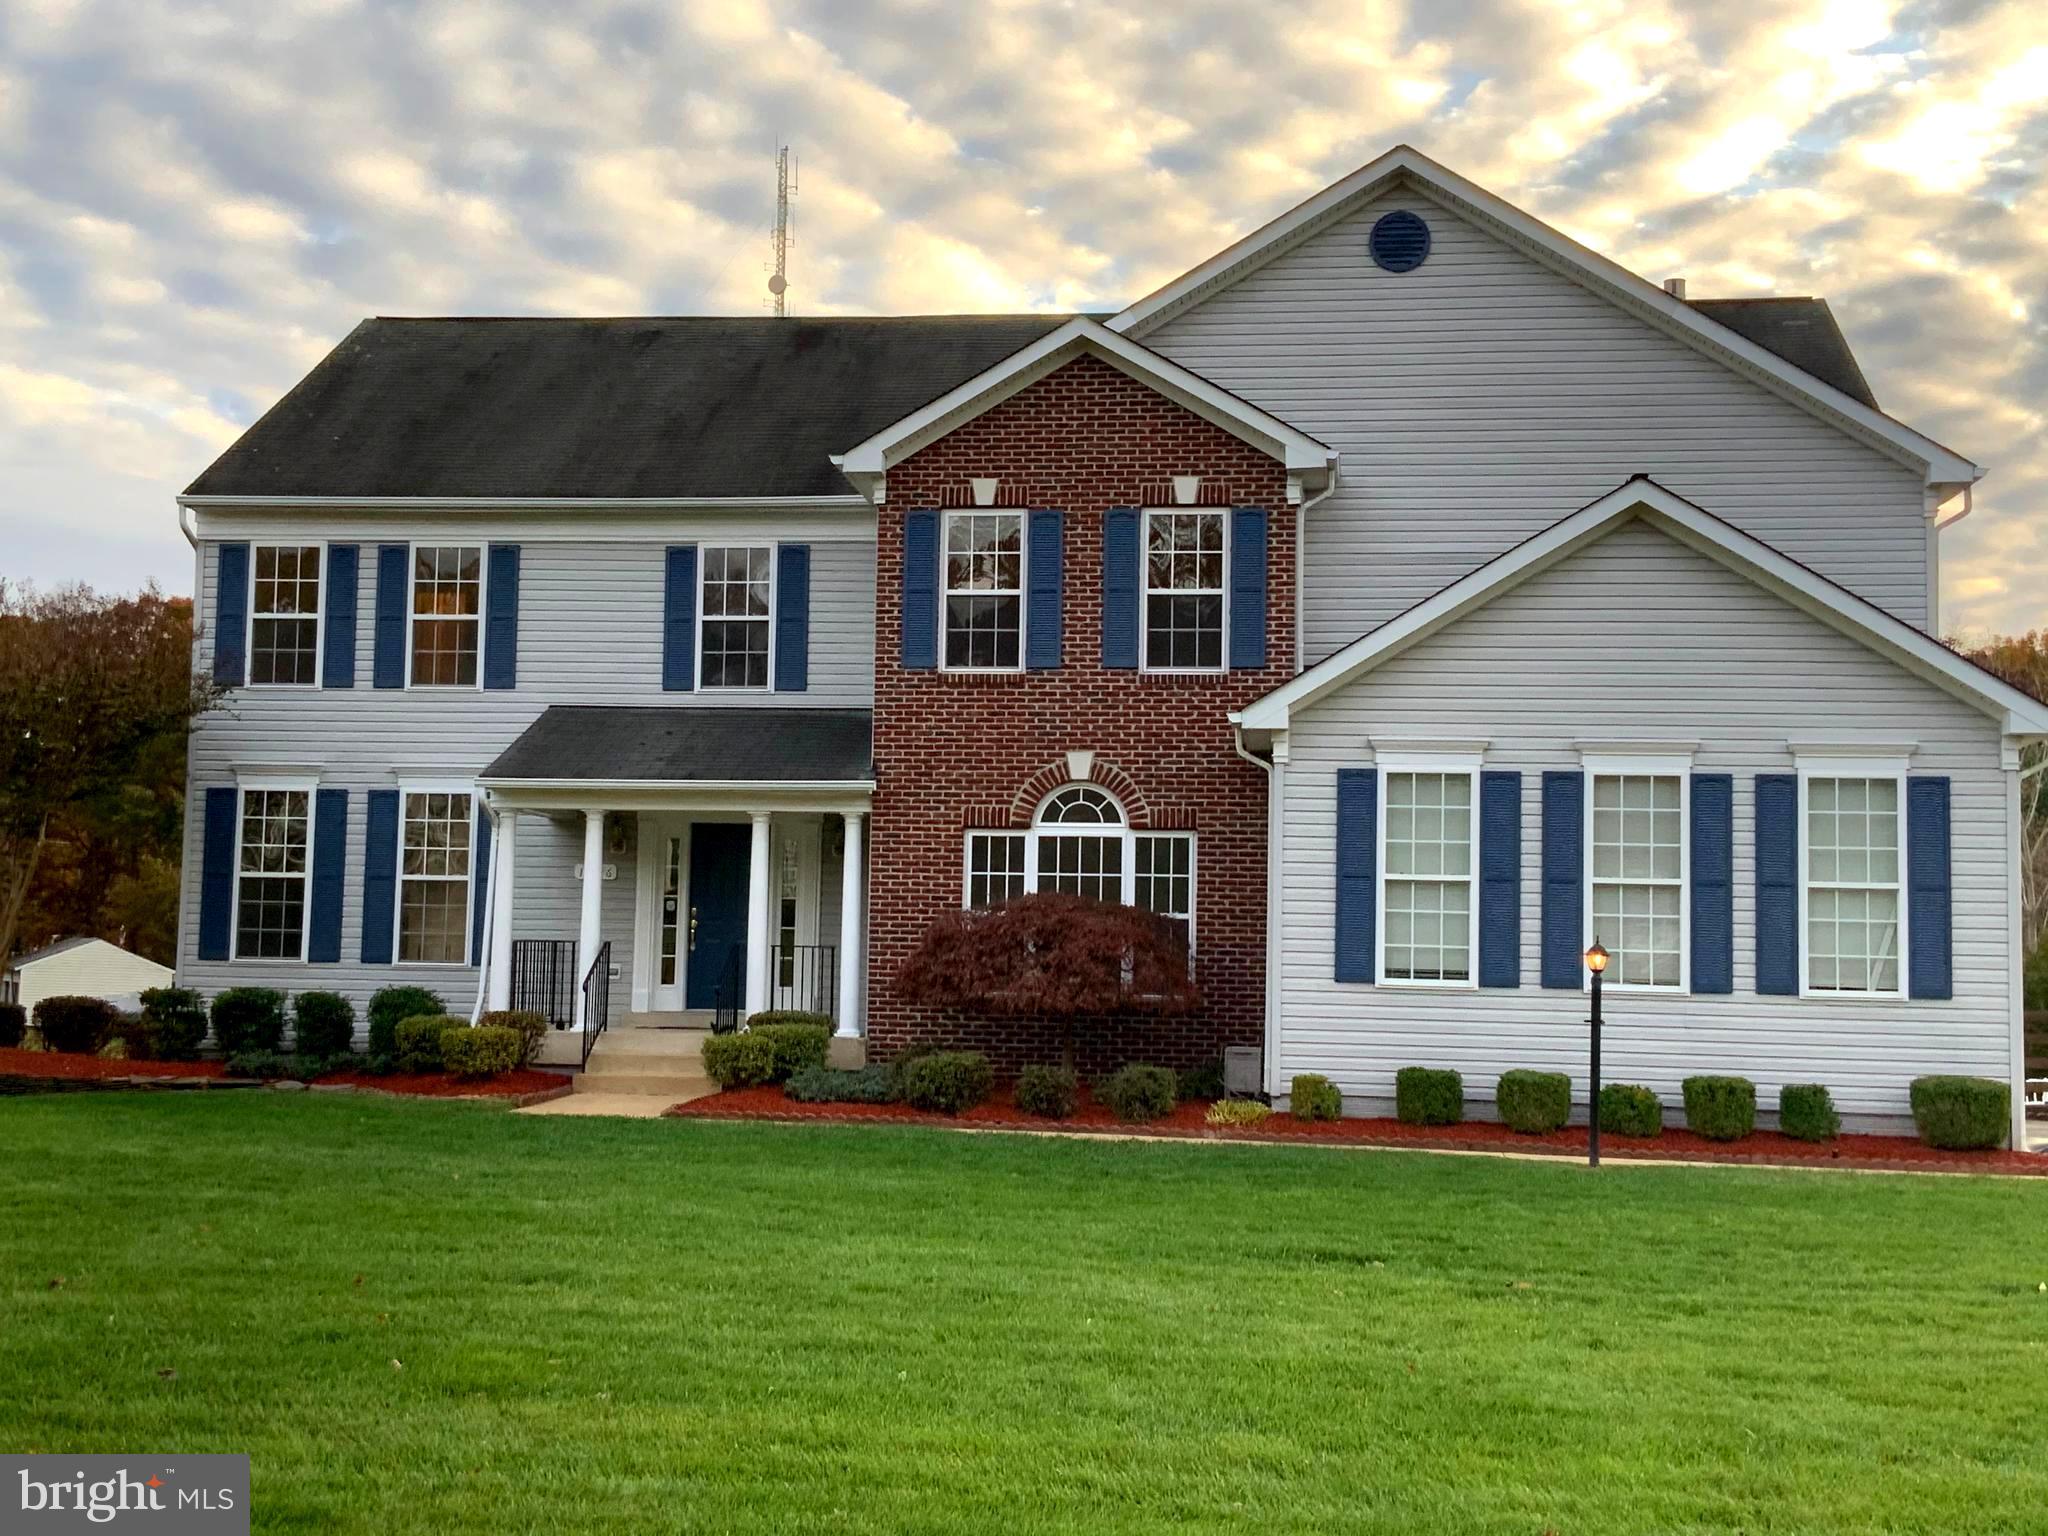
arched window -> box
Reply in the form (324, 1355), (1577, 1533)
(963, 782), (1196, 953)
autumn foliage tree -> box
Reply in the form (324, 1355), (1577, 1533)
(0, 582), (223, 975)
(1959, 629), (2048, 959)
(894, 891), (1201, 1070)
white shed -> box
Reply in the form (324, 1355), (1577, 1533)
(3, 937), (174, 1014)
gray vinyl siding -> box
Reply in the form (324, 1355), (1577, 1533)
(1143, 187), (1933, 662)
(177, 533), (873, 1021)
(1277, 518), (2011, 1130)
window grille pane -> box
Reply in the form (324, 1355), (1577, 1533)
(250, 546), (322, 685)
(1589, 774), (1684, 988)
(967, 834), (1027, 909)
(1144, 511), (1224, 669)
(409, 546), (481, 686)
(235, 789), (310, 959)
(1804, 776), (1903, 993)
(398, 791), (472, 964)
(700, 547), (773, 687)
(1381, 771), (1474, 982)
(1041, 834), (1122, 903)
(944, 514), (1022, 669)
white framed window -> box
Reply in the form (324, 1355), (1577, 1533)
(397, 787), (474, 965)
(1378, 763), (1476, 986)
(943, 511), (1024, 671)
(1801, 766), (1906, 998)
(959, 785), (1198, 952)
(700, 545), (773, 689)
(1584, 760), (1690, 992)
(233, 782), (314, 960)
(1142, 509), (1225, 672)
(409, 544), (483, 687)
(249, 544), (322, 686)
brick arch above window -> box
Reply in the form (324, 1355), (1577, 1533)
(1005, 758), (1155, 829)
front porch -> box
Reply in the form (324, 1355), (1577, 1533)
(472, 705), (874, 1061)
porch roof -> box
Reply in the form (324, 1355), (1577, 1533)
(480, 706), (873, 789)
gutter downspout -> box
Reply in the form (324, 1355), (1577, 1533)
(1233, 717), (1283, 1098)
(1294, 461), (1340, 676)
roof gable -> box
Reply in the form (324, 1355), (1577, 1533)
(1112, 147), (1974, 489)
(1237, 477), (2048, 737)
(833, 317), (1335, 497)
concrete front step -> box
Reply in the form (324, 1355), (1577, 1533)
(575, 1073), (714, 1097)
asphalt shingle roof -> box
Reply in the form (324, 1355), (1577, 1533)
(481, 706), (873, 784)
(185, 315), (1071, 500)
(1687, 298), (1879, 410)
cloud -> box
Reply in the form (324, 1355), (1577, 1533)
(0, 0), (2042, 637)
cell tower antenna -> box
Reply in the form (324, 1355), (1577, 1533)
(768, 144), (797, 316)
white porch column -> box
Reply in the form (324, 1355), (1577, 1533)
(487, 809), (518, 1011)
(575, 808), (605, 1029)
(836, 810), (865, 1038)
(745, 812), (773, 1016)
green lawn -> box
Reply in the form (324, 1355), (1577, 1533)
(4, 1095), (2047, 1534)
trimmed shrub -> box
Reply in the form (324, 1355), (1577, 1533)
(745, 1009), (834, 1031)
(33, 995), (121, 1054)
(227, 1050), (329, 1081)
(396, 1015), (467, 1074)
(1207, 1099), (1274, 1127)
(140, 987), (208, 1061)
(702, 1031), (778, 1089)
(97, 1036), (130, 1061)
(1176, 1059), (1227, 1102)
(1098, 1063), (1177, 1123)
(1909, 1075), (2009, 1151)
(1292, 1073), (1344, 1122)
(1015, 1064), (1079, 1120)
(1497, 1070), (1572, 1134)
(367, 985), (446, 1059)
(902, 1051), (995, 1114)
(1598, 1083), (1663, 1138)
(1778, 1083), (1841, 1142)
(747, 1020), (831, 1081)
(478, 1010), (548, 1067)
(1394, 1066), (1461, 1126)
(210, 987), (286, 1056)
(1682, 1076), (1757, 1141)
(292, 991), (356, 1058)
(0, 1001), (25, 1048)
(442, 1026), (522, 1079)
(784, 1064), (898, 1104)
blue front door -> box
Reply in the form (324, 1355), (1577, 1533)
(686, 822), (752, 1009)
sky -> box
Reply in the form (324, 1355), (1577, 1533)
(1, 0), (2043, 639)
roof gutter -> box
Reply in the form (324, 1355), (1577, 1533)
(176, 494), (870, 511)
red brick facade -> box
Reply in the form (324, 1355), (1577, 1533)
(868, 352), (1296, 1075)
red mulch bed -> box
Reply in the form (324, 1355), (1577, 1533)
(0, 1047), (566, 1102)
(0, 1047), (227, 1081)
(669, 1084), (2048, 1176)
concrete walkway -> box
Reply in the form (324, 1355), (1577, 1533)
(515, 1022), (720, 1119)
(517, 1092), (680, 1119)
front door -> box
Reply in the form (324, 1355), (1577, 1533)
(685, 822), (752, 1009)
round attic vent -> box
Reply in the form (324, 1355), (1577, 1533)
(1369, 210), (1431, 273)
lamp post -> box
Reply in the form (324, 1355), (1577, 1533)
(1585, 940), (1609, 1168)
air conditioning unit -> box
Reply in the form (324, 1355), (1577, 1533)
(1223, 1045), (1263, 1100)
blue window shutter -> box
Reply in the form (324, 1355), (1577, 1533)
(775, 544), (810, 692)
(1229, 507), (1268, 669)
(1335, 768), (1377, 983)
(1479, 771), (1521, 987)
(469, 802), (493, 967)
(1908, 776), (1953, 1000)
(901, 511), (939, 669)
(323, 544), (358, 688)
(360, 789), (400, 965)
(197, 786), (238, 962)
(1541, 770), (1584, 988)
(372, 544), (408, 690)
(663, 545), (697, 691)
(483, 544), (520, 689)
(1690, 774), (1734, 993)
(1755, 774), (1800, 995)
(1102, 507), (1140, 668)
(1026, 509), (1063, 670)
(213, 543), (249, 686)
(309, 788), (348, 963)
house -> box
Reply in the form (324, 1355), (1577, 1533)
(5, 937), (173, 1014)
(174, 145), (2048, 1139)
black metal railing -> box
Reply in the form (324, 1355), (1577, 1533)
(711, 946), (745, 1034)
(510, 939), (578, 1030)
(770, 943), (838, 1019)
(581, 941), (612, 1067)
